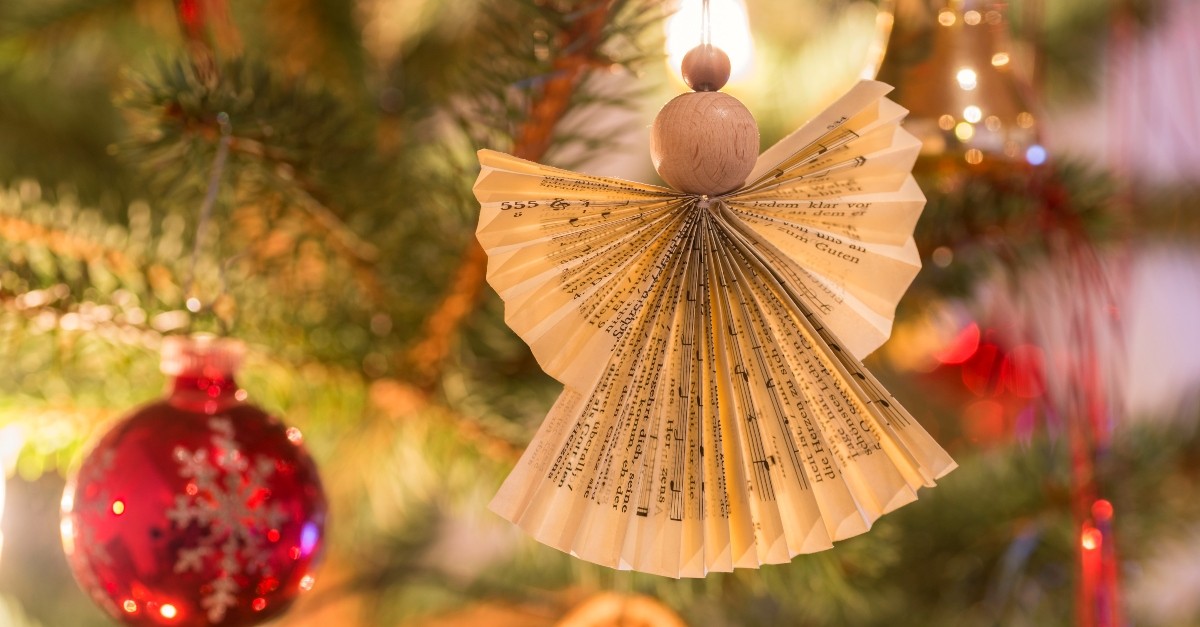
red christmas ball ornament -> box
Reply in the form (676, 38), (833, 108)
(61, 335), (328, 626)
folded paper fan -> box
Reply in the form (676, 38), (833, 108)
(474, 78), (955, 578)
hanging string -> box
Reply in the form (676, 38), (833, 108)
(700, 0), (712, 46)
(184, 112), (233, 329)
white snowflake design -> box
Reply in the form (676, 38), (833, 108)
(166, 417), (288, 623)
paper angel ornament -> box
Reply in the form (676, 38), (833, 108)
(473, 45), (955, 578)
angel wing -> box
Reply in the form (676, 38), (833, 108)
(474, 80), (955, 578)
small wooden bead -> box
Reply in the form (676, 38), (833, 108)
(650, 91), (759, 196)
(681, 44), (731, 92)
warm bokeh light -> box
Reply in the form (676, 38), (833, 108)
(931, 246), (954, 268)
(123, 599), (137, 614)
(956, 68), (978, 90)
(111, 499), (125, 516)
(963, 105), (982, 123)
(665, 0), (755, 84)
(934, 322), (980, 365)
(1081, 527), (1103, 551)
(160, 603), (178, 619)
(60, 485), (76, 555)
(955, 122), (975, 141)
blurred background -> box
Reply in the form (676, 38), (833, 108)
(0, 0), (1198, 625)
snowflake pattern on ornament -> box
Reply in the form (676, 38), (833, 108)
(166, 417), (289, 623)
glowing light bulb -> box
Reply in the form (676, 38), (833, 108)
(160, 603), (178, 619)
(665, 0), (755, 84)
(963, 105), (982, 123)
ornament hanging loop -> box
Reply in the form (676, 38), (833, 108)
(681, 0), (731, 91)
(184, 112), (238, 335)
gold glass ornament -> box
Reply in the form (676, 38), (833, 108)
(881, 0), (1042, 171)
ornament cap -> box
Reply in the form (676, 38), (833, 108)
(161, 334), (245, 377)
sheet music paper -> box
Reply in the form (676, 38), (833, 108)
(475, 80), (956, 578)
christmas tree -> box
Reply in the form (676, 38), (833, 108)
(0, 0), (1198, 625)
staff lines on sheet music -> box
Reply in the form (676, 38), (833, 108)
(705, 221), (778, 503)
(568, 209), (701, 512)
(559, 210), (690, 338)
(715, 203), (910, 454)
(668, 217), (706, 521)
(633, 210), (705, 521)
(537, 198), (680, 233)
(715, 214), (870, 473)
(740, 128), (862, 193)
(536, 175), (674, 198)
(739, 155), (870, 198)
(711, 225), (814, 492)
(699, 211), (732, 520)
(539, 203), (681, 270)
(710, 217), (857, 489)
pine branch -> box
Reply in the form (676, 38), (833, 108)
(260, 0), (366, 91)
(123, 58), (394, 307)
(0, 212), (135, 273)
(911, 160), (1122, 299)
(407, 0), (641, 389)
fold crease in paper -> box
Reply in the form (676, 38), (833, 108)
(474, 80), (956, 578)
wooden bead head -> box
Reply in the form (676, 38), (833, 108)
(650, 91), (759, 196)
(681, 44), (731, 92)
